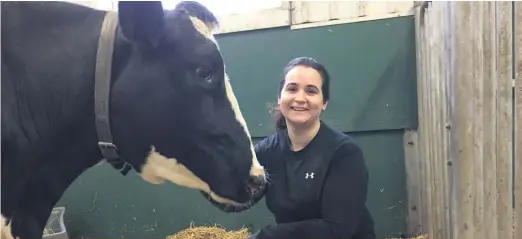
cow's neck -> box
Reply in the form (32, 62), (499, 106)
(0, 5), (134, 239)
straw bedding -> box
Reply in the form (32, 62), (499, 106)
(165, 224), (429, 239)
(166, 224), (251, 239)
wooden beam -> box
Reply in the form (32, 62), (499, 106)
(514, 2), (522, 239)
(496, 2), (515, 239)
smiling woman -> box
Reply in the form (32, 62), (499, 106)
(203, 57), (376, 239)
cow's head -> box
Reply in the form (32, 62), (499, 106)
(109, 1), (266, 206)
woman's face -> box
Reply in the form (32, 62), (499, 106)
(278, 65), (327, 128)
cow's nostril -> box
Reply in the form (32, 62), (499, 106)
(246, 174), (267, 194)
(249, 175), (266, 186)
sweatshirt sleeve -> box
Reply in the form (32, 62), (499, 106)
(201, 137), (271, 213)
(255, 140), (370, 239)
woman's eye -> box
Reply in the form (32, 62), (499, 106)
(196, 67), (213, 81)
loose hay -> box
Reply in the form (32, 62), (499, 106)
(167, 224), (251, 239)
(167, 224), (429, 239)
(167, 225), (428, 239)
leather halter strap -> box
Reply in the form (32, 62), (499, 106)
(94, 10), (132, 176)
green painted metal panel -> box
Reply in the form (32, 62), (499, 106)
(217, 16), (418, 137)
(56, 130), (408, 239)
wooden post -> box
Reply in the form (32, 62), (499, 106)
(514, 2), (522, 239)
(496, 2), (514, 239)
(412, 2), (453, 238)
(413, 3), (429, 236)
(452, 3), (476, 239)
(481, 2), (499, 239)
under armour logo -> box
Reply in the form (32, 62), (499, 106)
(305, 172), (314, 179)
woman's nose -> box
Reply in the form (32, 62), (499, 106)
(294, 91), (306, 102)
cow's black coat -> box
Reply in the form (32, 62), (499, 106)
(1, 1), (260, 238)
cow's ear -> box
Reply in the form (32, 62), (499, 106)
(118, 1), (165, 47)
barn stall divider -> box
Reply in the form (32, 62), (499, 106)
(405, 1), (522, 239)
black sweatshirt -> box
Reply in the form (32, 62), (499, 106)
(208, 121), (375, 239)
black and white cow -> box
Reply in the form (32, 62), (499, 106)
(1, 1), (267, 239)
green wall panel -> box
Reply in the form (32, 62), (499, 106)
(217, 16), (418, 137)
(57, 130), (408, 239)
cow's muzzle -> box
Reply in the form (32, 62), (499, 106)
(246, 173), (267, 196)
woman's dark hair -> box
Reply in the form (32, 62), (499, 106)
(271, 57), (331, 131)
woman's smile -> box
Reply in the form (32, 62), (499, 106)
(290, 106), (308, 111)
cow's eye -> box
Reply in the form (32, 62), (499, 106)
(196, 67), (213, 82)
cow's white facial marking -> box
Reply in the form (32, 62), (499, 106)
(140, 146), (242, 206)
(188, 16), (219, 47)
(188, 16), (266, 179)
(0, 215), (17, 239)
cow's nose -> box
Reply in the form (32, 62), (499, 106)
(246, 174), (267, 195)
(249, 174), (266, 187)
